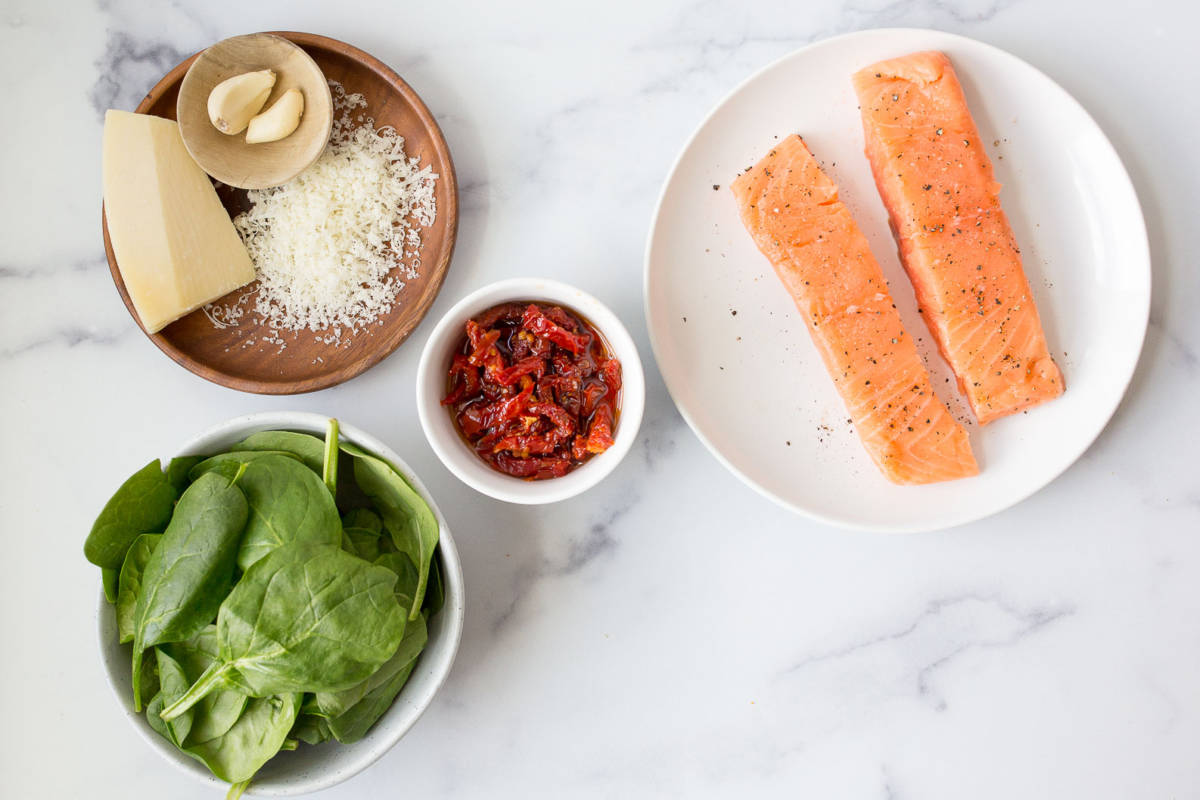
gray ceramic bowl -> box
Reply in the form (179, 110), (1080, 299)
(96, 411), (465, 796)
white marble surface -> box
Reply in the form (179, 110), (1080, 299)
(1, 0), (1197, 797)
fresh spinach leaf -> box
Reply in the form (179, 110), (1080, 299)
(300, 693), (321, 716)
(116, 533), (162, 643)
(378, 533), (399, 555)
(84, 459), (178, 569)
(102, 568), (119, 604)
(164, 627), (248, 745)
(145, 690), (171, 742)
(182, 692), (301, 786)
(342, 508), (381, 534)
(374, 552), (419, 603)
(231, 431), (324, 474)
(325, 613), (427, 744)
(187, 450), (302, 482)
(166, 456), (204, 491)
(160, 543), (406, 721)
(199, 454), (341, 571)
(131, 472), (248, 710)
(314, 605), (425, 720)
(340, 443), (438, 619)
(289, 712), (332, 746)
(138, 649), (161, 710)
(341, 510), (384, 560)
(344, 528), (381, 562)
(331, 661), (418, 745)
(155, 646), (194, 747)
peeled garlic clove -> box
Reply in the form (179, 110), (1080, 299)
(207, 69), (276, 135)
(245, 88), (305, 144)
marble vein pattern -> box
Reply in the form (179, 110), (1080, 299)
(0, 0), (1197, 798)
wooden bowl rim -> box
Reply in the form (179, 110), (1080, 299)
(102, 30), (459, 395)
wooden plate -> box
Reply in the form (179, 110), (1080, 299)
(103, 31), (458, 394)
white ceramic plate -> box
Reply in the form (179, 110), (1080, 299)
(644, 28), (1149, 532)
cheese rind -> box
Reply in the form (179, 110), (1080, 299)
(103, 110), (256, 333)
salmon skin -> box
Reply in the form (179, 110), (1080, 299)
(852, 51), (1063, 424)
(731, 135), (977, 485)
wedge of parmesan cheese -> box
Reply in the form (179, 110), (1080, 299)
(103, 110), (255, 333)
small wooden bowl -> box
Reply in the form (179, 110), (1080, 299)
(177, 33), (333, 190)
(103, 32), (458, 394)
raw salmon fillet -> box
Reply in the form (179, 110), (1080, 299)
(852, 51), (1063, 424)
(731, 135), (977, 485)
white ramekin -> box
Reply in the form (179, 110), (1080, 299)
(416, 278), (645, 504)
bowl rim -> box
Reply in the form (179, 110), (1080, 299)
(416, 278), (645, 504)
(95, 411), (465, 796)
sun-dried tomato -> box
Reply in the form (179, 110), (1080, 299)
(492, 452), (574, 479)
(482, 380), (534, 429)
(492, 432), (562, 456)
(472, 301), (527, 330)
(494, 356), (546, 387)
(580, 380), (608, 419)
(522, 304), (590, 354)
(465, 320), (497, 356)
(584, 406), (615, 454)
(551, 352), (581, 379)
(443, 300), (622, 480)
(539, 374), (582, 417)
(527, 401), (575, 437)
(457, 402), (486, 438)
(508, 330), (535, 360)
(599, 358), (622, 392)
(543, 305), (579, 330)
(441, 353), (479, 406)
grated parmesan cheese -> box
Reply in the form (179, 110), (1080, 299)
(220, 83), (437, 338)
